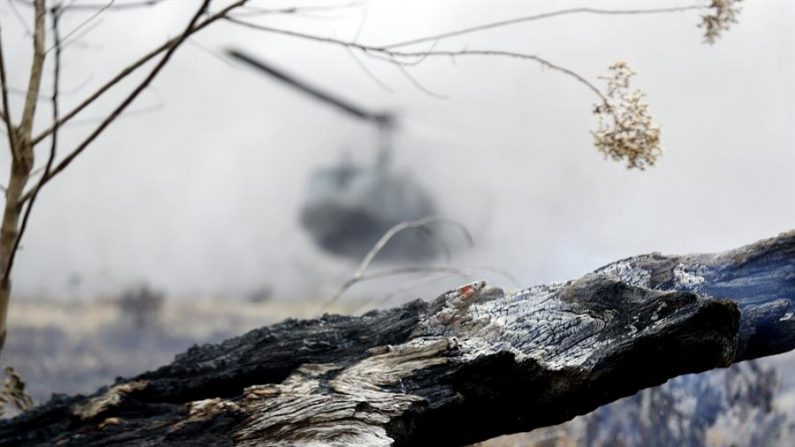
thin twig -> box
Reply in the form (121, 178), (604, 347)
(30, 0), (247, 147)
(187, 37), (242, 69)
(16, 0), (165, 11)
(324, 265), (482, 312)
(393, 62), (447, 99)
(391, 40), (440, 67)
(66, 101), (164, 127)
(226, 17), (370, 48)
(344, 46), (393, 93)
(342, 6), (394, 93)
(356, 216), (472, 280)
(5, 2), (62, 282)
(22, 0), (215, 200)
(396, 49), (606, 101)
(225, 18), (607, 103)
(356, 272), (466, 314)
(59, 15), (105, 52)
(231, 1), (362, 18)
(0, 14), (17, 161)
(416, 226), (452, 264)
(45, 0), (115, 54)
(344, 263), (519, 314)
(7, 0), (32, 36)
(381, 4), (706, 49)
(8, 73), (94, 100)
(323, 216), (473, 310)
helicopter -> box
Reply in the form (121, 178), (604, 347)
(227, 49), (444, 261)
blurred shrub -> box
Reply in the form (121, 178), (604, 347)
(117, 284), (165, 328)
(246, 285), (274, 304)
(580, 360), (788, 447)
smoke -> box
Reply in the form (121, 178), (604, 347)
(1, 1), (791, 302)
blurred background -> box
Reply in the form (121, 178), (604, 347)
(0, 0), (792, 445)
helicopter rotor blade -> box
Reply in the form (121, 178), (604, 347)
(227, 48), (391, 126)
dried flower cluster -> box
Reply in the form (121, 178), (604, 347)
(592, 62), (662, 170)
(700, 0), (743, 44)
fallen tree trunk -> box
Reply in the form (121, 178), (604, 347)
(1, 231), (792, 446)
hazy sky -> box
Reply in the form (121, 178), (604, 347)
(0, 0), (792, 305)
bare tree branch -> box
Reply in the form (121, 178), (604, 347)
(342, 45), (394, 92)
(22, 0), (212, 197)
(225, 18), (608, 103)
(389, 39), (440, 67)
(4, 2), (63, 283)
(380, 4), (707, 49)
(7, 73), (94, 101)
(342, 7), (395, 93)
(393, 61), (447, 99)
(7, 0), (32, 36)
(30, 1), (679, 148)
(57, 15), (104, 52)
(230, 1), (363, 18)
(29, 0), (246, 148)
(0, 0), (45, 354)
(65, 101), (164, 127)
(0, 14), (17, 161)
(398, 49), (606, 101)
(45, 0), (116, 54)
(64, 0), (164, 11)
(18, 0), (46, 141)
(12, 0), (165, 11)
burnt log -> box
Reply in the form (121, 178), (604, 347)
(0, 231), (792, 446)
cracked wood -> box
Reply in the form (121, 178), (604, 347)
(0, 231), (791, 446)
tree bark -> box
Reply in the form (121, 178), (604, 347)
(0, 0), (46, 353)
(0, 158), (29, 351)
(0, 231), (792, 446)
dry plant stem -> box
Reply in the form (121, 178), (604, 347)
(326, 266), (484, 312)
(60, 0), (163, 11)
(381, 4), (705, 49)
(11, 0), (165, 11)
(358, 272), (464, 313)
(398, 49), (606, 101)
(29, 0), (247, 149)
(232, 1), (363, 18)
(226, 18), (608, 104)
(357, 217), (473, 280)
(324, 216), (473, 310)
(0, 0), (45, 352)
(0, 366), (34, 415)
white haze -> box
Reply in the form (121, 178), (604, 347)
(0, 0), (792, 304)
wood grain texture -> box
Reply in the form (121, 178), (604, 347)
(0, 231), (791, 446)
